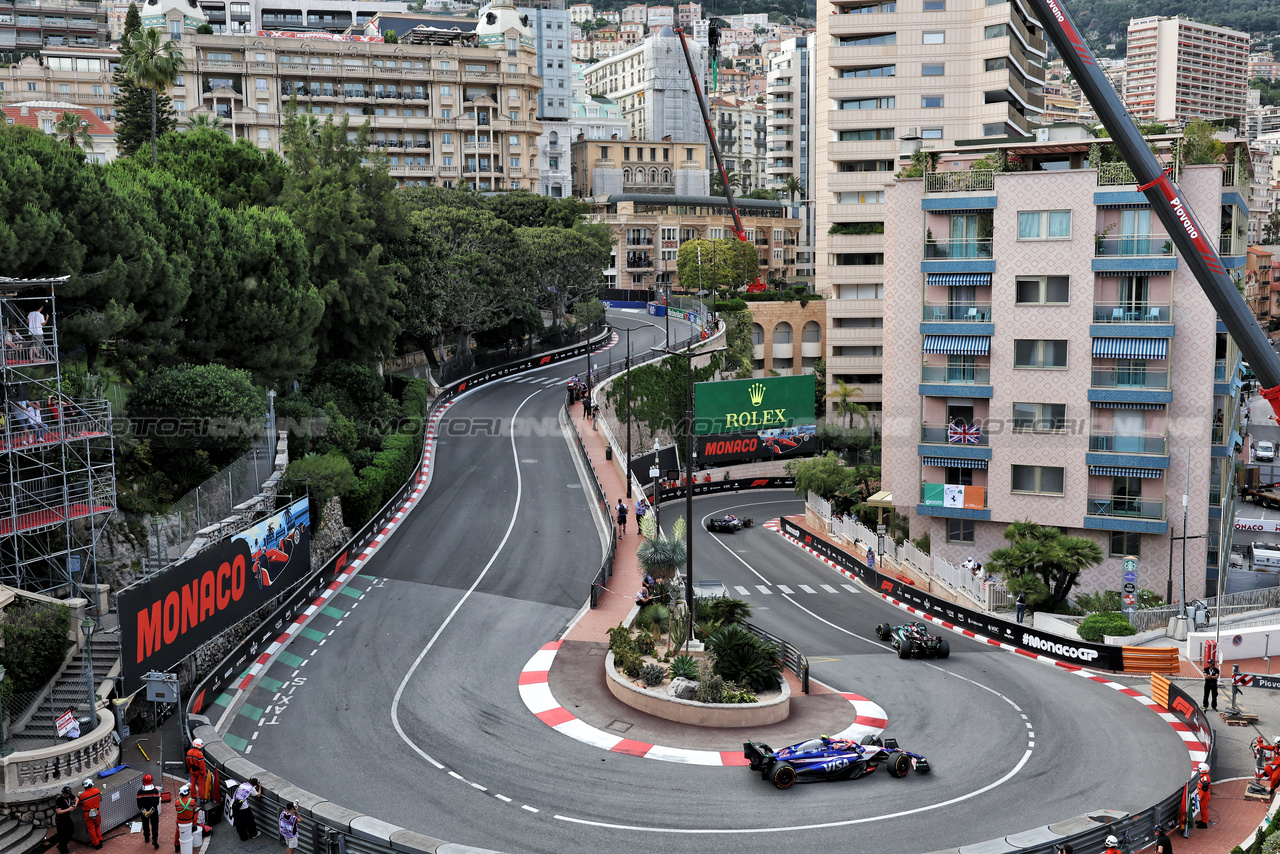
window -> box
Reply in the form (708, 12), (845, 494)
(922, 30), (945, 43)
(923, 0), (945, 7)
(839, 97), (894, 110)
(1011, 465), (1064, 494)
(837, 160), (893, 172)
(510, 156), (520, 168)
(442, 132), (452, 143)
(985, 57), (1007, 71)
(836, 283), (884, 299)
(837, 33), (896, 46)
(1014, 339), (1068, 369)
(835, 190), (885, 204)
(257, 128), (269, 141)
(441, 109), (451, 119)
(1018, 210), (1071, 240)
(839, 128), (895, 141)
(982, 122), (1007, 137)
(922, 127), (943, 139)
(1012, 402), (1066, 432)
(174, 99), (186, 111)
(922, 63), (944, 76)
(27, 82), (37, 92)
(922, 95), (943, 108)
(839, 64), (895, 78)
(1110, 530), (1140, 557)
(256, 77), (268, 90)
(984, 24), (1007, 38)
(442, 156), (453, 166)
(833, 346), (883, 357)
(509, 134), (519, 145)
(1015, 275), (1070, 304)
(834, 317), (884, 328)
(947, 518), (974, 543)
(441, 85), (452, 96)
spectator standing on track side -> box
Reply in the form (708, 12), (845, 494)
(635, 498), (647, 533)
(137, 774), (161, 850)
(1016, 592), (1027, 624)
(232, 778), (262, 840)
(1203, 658), (1220, 711)
(279, 802), (300, 852)
(866, 547), (876, 571)
(1154, 825), (1172, 854)
(616, 499), (628, 534)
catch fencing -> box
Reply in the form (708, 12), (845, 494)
(1128, 584), (1280, 632)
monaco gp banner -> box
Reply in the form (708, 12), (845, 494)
(120, 497), (311, 692)
(693, 375), (815, 436)
(778, 517), (1125, 671)
(696, 424), (818, 464)
(1235, 518), (1280, 533)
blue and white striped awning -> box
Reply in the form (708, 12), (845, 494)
(926, 273), (992, 287)
(1092, 401), (1166, 410)
(923, 335), (991, 356)
(1091, 337), (1168, 359)
(1089, 465), (1164, 478)
(922, 456), (988, 469)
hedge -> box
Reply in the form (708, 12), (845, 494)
(1078, 612), (1137, 642)
(339, 379), (429, 529)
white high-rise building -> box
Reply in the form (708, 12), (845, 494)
(1123, 16), (1249, 127)
(582, 26), (707, 142)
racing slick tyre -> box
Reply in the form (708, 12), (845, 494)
(875, 623), (889, 641)
(898, 640), (912, 659)
(937, 639), (950, 659)
(705, 519), (715, 531)
(887, 754), (911, 778)
(860, 735), (883, 747)
(743, 518), (754, 528)
(771, 762), (797, 789)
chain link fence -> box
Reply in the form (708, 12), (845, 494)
(146, 410), (277, 567)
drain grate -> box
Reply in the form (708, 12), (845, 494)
(605, 720), (633, 734)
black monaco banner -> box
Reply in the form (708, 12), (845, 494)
(779, 517), (1125, 671)
(120, 497), (311, 692)
(696, 426), (819, 465)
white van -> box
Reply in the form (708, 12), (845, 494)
(1249, 542), (1280, 571)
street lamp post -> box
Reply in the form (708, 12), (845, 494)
(615, 322), (648, 498)
(653, 343), (727, 641)
(81, 617), (97, 712)
(650, 439), (660, 530)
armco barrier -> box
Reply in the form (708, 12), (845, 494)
(779, 516), (1127, 671)
(184, 326), (613, 854)
(657, 476), (795, 504)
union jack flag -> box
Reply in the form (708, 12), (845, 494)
(948, 422), (981, 444)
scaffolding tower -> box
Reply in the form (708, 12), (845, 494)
(0, 277), (115, 596)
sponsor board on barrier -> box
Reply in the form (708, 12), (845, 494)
(120, 496), (311, 692)
(188, 328), (612, 717)
(447, 329), (608, 394)
(656, 477), (795, 504)
(1235, 518), (1280, 533)
(1165, 680), (1214, 756)
(777, 517), (1125, 670)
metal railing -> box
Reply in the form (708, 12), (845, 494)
(1088, 432), (1168, 454)
(921, 365), (992, 384)
(923, 239), (993, 259)
(1085, 494), (1165, 520)
(1128, 584), (1280, 632)
(1090, 367), (1170, 390)
(923, 303), (992, 322)
(1096, 161), (1137, 186)
(1095, 236), (1173, 257)
(924, 170), (994, 193)
(920, 423), (989, 445)
(742, 620), (808, 694)
(1092, 302), (1171, 323)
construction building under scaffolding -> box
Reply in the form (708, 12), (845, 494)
(0, 277), (115, 595)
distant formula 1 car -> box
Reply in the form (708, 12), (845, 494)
(744, 735), (931, 789)
(875, 621), (950, 660)
(705, 514), (753, 533)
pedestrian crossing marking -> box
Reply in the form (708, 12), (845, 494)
(798, 584), (816, 593)
(821, 584), (838, 593)
(777, 585), (793, 594)
(755, 585), (773, 595)
(842, 584), (859, 594)
(735, 585), (751, 595)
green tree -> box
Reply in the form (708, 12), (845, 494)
(782, 175), (804, 202)
(1180, 118), (1226, 166)
(382, 28), (400, 43)
(54, 112), (94, 152)
(720, 308), (753, 378)
(517, 225), (610, 328)
(604, 353), (720, 441)
(637, 513), (686, 583)
(195, 22), (213, 34)
(825, 379), (866, 428)
(744, 188), (779, 200)
(1265, 211), (1280, 244)
(184, 113), (224, 130)
(675, 238), (757, 293)
(113, 5), (177, 160)
(710, 167), (742, 196)
(127, 363), (266, 467)
(119, 27), (186, 166)
(155, 127), (287, 210)
(984, 521), (1103, 612)
(280, 110), (406, 365)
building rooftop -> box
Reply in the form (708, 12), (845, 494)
(605, 192), (783, 210)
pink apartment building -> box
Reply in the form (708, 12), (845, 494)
(881, 137), (1250, 601)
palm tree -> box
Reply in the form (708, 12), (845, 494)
(637, 513), (686, 583)
(710, 167), (741, 197)
(985, 521), (1102, 611)
(54, 112), (94, 152)
(185, 112), (224, 130)
(825, 380), (867, 428)
(119, 27), (186, 166)
(782, 175), (804, 203)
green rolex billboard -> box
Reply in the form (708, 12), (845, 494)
(693, 375), (816, 436)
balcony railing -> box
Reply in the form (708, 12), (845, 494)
(1220, 235), (1245, 257)
(1086, 493), (1165, 520)
(923, 303), (992, 322)
(1090, 367), (1170, 390)
(921, 423), (989, 446)
(921, 365), (991, 384)
(626, 237), (652, 245)
(1091, 302), (1171, 323)
(1096, 161), (1137, 186)
(924, 239), (993, 260)
(1214, 359), (1228, 381)
(1088, 432), (1168, 454)
(1094, 236), (1173, 257)
(924, 170), (994, 193)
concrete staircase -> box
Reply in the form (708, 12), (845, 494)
(0, 818), (48, 854)
(12, 633), (119, 746)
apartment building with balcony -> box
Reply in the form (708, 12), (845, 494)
(710, 93), (766, 193)
(880, 136), (1252, 600)
(0, 43), (117, 120)
(585, 193), (801, 292)
(766, 36), (814, 284)
(749, 298), (825, 377)
(1123, 15), (1248, 126)
(813, 0), (1048, 423)
(567, 1), (591, 23)
(581, 25), (707, 142)
(190, 0), (405, 36)
(0, 0), (110, 64)
(569, 136), (708, 197)
(171, 7), (542, 190)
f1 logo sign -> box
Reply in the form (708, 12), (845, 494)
(750, 479), (769, 487)
(804, 535), (812, 544)
(1172, 696), (1195, 718)
(880, 580), (894, 592)
(458, 381), (468, 392)
(539, 356), (552, 365)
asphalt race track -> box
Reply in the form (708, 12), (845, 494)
(226, 313), (1191, 854)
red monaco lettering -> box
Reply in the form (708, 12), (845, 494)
(232, 553), (246, 600)
(137, 603), (163, 663)
(200, 571), (216, 621)
(163, 591), (181, 644)
(181, 581), (200, 633)
(217, 562), (231, 609)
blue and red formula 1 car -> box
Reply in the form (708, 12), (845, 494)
(744, 735), (931, 789)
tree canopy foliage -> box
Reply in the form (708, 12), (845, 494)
(984, 521), (1103, 612)
(675, 238), (759, 293)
